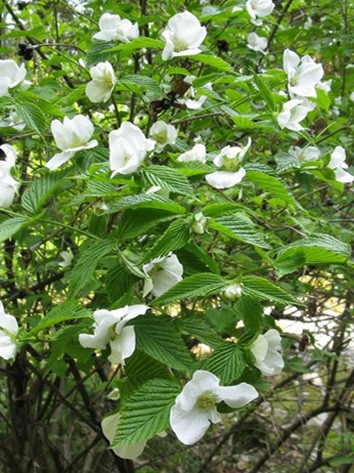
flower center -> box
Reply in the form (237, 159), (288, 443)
(196, 391), (219, 412)
(290, 76), (299, 87)
(174, 38), (188, 53)
(155, 130), (168, 144)
(223, 156), (239, 172)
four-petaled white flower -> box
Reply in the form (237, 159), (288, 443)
(288, 145), (321, 162)
(161, 11), (207, 61)
(246, 0), (274, 25)
(328, 146), (354, 184)
(58, 248), (74, 268)
(149, 120), (177, 152)
(79, 305), (149, 365)
(247, 32), (268, 53)
(0, 59), (27, 97)
(0, 144), (20, 209)
(102, 413), (147, 459)
(86, 61), (117, 103)
(93, 13), (139, 43)
(277, 99), (309, 131)
(250, 329), (284, 376)
(143, 253), (183, 297)
(109, 122), (155, 176)
(0, 110), (25, 131)
(0, 300), (19, 361)
(283, 49), (324, 98)
(177, 144), (207, 164)
(170, 370), (258, 445)
(205, 138), (251, 189)
(46, 115), (98, 171)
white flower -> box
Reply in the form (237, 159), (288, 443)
(46, 115), (98, 171)
(58, 248), (74, 268)
(350, 91), (354, 103)
(250, 329), (284, 376)
(149, 120), (177, 152)
(79, 305), (149, 365)
(205, 138), (251, 189)
(93, 13), (139, 43)
(177, 144), (207, 164)
(277, 99), (309, 131)
(102, 413), (147, 459)
(288, 145), (320, 162)
(0, 144), (20, 208)
(170, 370), (258, 445)
(316, 79), (332, 94)
(328, 146), (354, 184)
(224, 284), (242, 301)
(0, 110), (25, 131)
(246, 0), (274, 23)
(86, 61), (117, 103)
(0, 59), (27, 97)
(283, 49), (324, 98)
(162, 11), (207, 61)
(247, 33), (268, 53)
(0, 301), (19, 361)
(191, 212), (208, 234)
(143, 253), (183, 297)
(109, 122), (155, 176)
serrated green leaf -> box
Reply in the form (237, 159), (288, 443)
(134, 314), (194, 372)
(0, 216), (29, 243)
(241, 276), (300, 306)
(68, 240), (115, 296)
(144, 218), (190, 261)
(181, 316), (223, 348)
(105, 262), (138, 303)
(152, 273), (228, 306)
(253, 74), (275, 111)
(31, 300), (91, 333)
(211, 213), (271, 249)
(21, 170), (67, 213)
(117, 209), (176, 241)
(202, 343), (245, 384)
(192, 54), (233, 72)
(141, 165), (194, 196)
(113, 378), (180, 447)
(14, 100), (46, 135)
(107, 194), (185, 214)
(235, 296), (263, 332)
(276, 234), (351, 275)
(245, 170), (297, 207)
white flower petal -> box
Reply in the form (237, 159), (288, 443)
(217, 382), (259, 408)
(170, 403), (211, 445)
(205, 169), (246, 189)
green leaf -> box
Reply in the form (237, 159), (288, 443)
(113, 378), (180, 447)
(0, 216), (29, 243)
(21, 170), (67, 213)
(235, 296), (263, 332)
(144, 218), (190, 260)
(68, 240), (115, 297)
(31, 300), (91, 333)
(152, 273), (228, 306)
(192, 54), (233, 72)
(202, 343), (246, 384)
(117, 209), (176, 241)
(140, 165), (194, 196)
(210, 212), (271, 249)
(276, 234), (351, 275)
(14, 99), (46, 135)
(181, 316), (223, 349)
(245, 170), (298, 207)
(108, 194), (185, 214)
(105, 262), (138, 302)
(134, 314), (194, 372)
(253, 74), (275, 111)
(241, 276), (300, 306)
(107, 37), (164, 54)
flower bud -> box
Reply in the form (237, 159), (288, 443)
(191, 212), (208, 235)
(224, 284), (242, 301)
